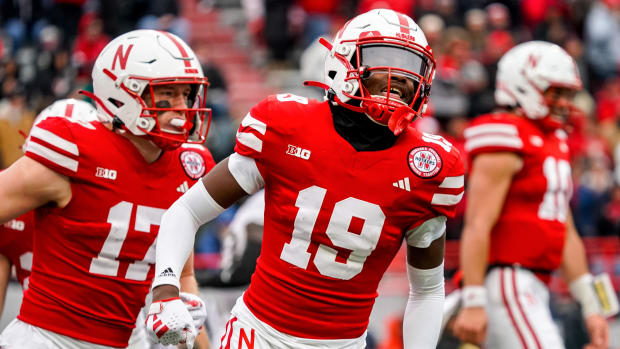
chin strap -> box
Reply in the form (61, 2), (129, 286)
(304, 80), (417, 136)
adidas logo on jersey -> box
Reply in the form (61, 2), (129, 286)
(159, 267), (176, 278)
(286, 144), (311, 160)
(95, 167), (117, 180)
(177, 181), (189, 193)
(393, 177), (411, 191)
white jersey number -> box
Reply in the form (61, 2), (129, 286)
(538, 157), (571, 222)
(89, 201), (165, 281)
(280, 186), (385, 280)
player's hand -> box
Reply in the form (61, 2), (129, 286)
(180, 292), (208, 330)
(583, 314), (608, 349)
(452, 306), (487, 345)
(146, 297), (197, 347)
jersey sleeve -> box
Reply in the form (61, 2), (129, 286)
(405, 140), (465, 247)
(233, 96), (272, 161)
(430, 145), (465, 218)
(463, 117), (524, 159)
(25, 117), (80, 177)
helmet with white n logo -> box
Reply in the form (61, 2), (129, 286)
(306, 9), (436, 135)
(86, 29), (211, 150)
(495, 41), (581, 123)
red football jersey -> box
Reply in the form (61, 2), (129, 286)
(464, 113), (571, 273)
(22, 117), (214, 347)
(0, 211), (34, 289)
(234, 94), (465, 339)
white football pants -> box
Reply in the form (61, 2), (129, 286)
(485, 266), (565, 349)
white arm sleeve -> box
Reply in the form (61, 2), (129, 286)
(405, 216), (446, 248)
(228, 152), (264, 194)
(152, 181), (224, 290)
(403, 262), (445, 349)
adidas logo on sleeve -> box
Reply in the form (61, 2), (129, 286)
(159, 267), (176, 278)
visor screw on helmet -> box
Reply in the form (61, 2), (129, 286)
(129, 81), (141, 92)
(344, 82), (354, 93)
(337, 45), (350, 56)
(137, 118), (150, 129)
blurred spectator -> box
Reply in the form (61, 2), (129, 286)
(137, 0), (189, 41)
(435, 0), (461, 27)
(418, 14), (445, 50)
(297, 0), (341, 49)
(533, 2), (572, 45)
(50, 0), (86, 49)
(564, 36), (590, 91)
(192, 42), (233, 162)
(0, 85), (35, 168)
(481, 29), (514, 89)
(464, 8), (488, 57)
(0, 0), (51, 52)
(357, 0), (414, 15)
(430, 27), (472, 119)
(72, 13), (109, 79)
(575, 153), (613, 236)
(35, 26), (77, 104)
(584, 0), (620, 81)
(486, 3), (511, 31)
(263, 0), (295, 63)
(97, 0), (142, 38)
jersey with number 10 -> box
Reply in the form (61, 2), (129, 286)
(234, 94), (465, 339)
(22, 117), (215, 348)
(464, 113), (571, 273)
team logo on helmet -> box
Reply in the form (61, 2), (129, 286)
(408, 146), (442, 178)
(180, 150), (206, 179)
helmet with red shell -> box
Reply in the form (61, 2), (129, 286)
(86, 29), (211, 150)
(307, 9), (436, 135)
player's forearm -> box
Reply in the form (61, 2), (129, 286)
(152, 182), (224, 295)
(459, 224), (490, 286)
(402, 263), (444, 348)
(560, 216), (589, 283)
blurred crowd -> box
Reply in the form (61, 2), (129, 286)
(1, 0), (620, 239)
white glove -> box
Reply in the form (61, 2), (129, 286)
(146, 297), (196, 347)
(180, 292), (208, 331)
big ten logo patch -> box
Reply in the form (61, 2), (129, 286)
(286, 144), (311, 160)
(3, 219), (25, 231)
(96, 167), (117, 180)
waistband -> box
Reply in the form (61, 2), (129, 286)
(487, 263), (553, 284)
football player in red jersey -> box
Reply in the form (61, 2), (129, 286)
(148, 9), (465, 349)
(0, 99), (98, 320)
(0, 30), (215, 349)
(453, 41), (612, 348)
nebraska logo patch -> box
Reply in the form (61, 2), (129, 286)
(408, 146), (442, 178)
(180, 150), (206, 179)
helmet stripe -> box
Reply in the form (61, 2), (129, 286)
(396, 13), (410, 35)
(64, 103), (74, 118)
(159, 31), (192, 69)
